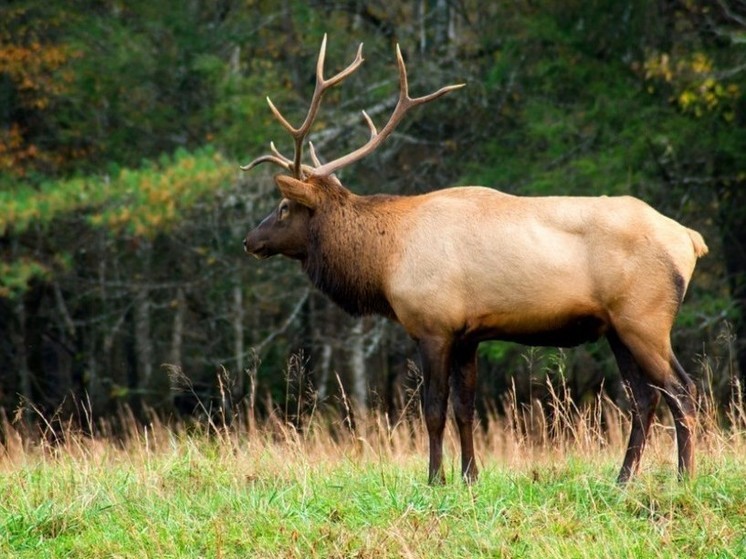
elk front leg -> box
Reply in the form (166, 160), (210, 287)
(451, 341), (479, 483)
(418, 337), (452, 485)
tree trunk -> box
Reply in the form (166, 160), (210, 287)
(350, 318), (367, 412)
(85, 334), (106, 419)
(433, 0), (451, 50)
(134, 285), (153, 401)
(24, 281), (61, 417)
(231, 280), (246, 404)
(418, 0), (427, 54)
(316, 339), (333, 402)
(418, 0), (454, 54)
(312, 297), (334, 402)
(13, 298), (32, 424)
(133, 244), (154, 410)
(165, 286), (186, 410)
(170, 287), (186, 369)
(718, 183), (746, 393)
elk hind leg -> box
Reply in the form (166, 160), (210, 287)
(608, 331), (661, 483)
(615, 328), (696, 480)
(664, 355), (697, 479)
(451, 341), (479, 483)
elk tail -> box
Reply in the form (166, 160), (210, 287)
(686, 228), (709, 258)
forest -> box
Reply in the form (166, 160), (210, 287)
(1, 0), (745, 430)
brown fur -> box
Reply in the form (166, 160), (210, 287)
(304, 184), (404, 317)
(244, 176), (708, 485)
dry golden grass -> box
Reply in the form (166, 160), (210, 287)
(1, 380), (746, 558)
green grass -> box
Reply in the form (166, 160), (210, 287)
(1, 407), (746, 558)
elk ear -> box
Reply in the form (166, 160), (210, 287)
(275, 175), (321, 209)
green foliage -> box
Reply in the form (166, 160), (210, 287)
(0, 258), (50, 299)
(466, 8), (660, 196)
(676, 292), (737, 329)
(478, 340), (514, 363)
(1, 0), (744, 420)
(0, 147), (234, 239)
(90, 147), (235, 238)
(210, 61), (288, 160)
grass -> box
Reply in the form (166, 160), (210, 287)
(1, 390), (746, 558)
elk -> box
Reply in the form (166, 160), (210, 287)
(242, 35), (708, 484)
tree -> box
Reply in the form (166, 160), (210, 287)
(639, 0), (746, 391)
(0, 0), (740, 428)
(0, 4), (78, 179)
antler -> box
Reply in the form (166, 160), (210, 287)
(242, 38), (464, 180)
(241, 34), (364, 178)
(312, 45), (465, 177)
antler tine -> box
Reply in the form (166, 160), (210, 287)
(361, 110), (378, 138)
(308, 141), (322, 167)
(240, 140), (294, 172)
(258, 34), (364, 179)
(312, 44), (465, 177)
(269, 141), (286, 159)
(240, 155), (291, 172)
(240, 141), (319, 176)
(394, 44), (465, 105)
(239, 151), (293, 172)
(308, 141), (343, 186)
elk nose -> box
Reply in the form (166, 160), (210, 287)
(242, 238), (248, 252)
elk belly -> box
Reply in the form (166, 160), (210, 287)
(465, 308), (610, 347)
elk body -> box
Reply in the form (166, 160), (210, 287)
(243, 36), (708, 484)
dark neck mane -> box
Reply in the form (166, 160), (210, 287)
(302, 194), (399, 318)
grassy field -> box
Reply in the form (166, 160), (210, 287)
(1, 397), (746, 558)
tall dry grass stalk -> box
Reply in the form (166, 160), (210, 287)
(2, 357), (745, 481)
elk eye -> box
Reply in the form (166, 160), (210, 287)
(278, 202), (289, 220)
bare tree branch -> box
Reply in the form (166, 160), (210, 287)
(253, 288), (310, 354)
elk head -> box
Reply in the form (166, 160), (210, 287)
(242, 175), (323, 260)
(241, 34), (464, 261)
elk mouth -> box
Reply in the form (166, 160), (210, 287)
(248, 246), (271, 260)
(244, 239), (270, 259)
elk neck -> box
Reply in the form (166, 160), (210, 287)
(302, 191), (405, 319)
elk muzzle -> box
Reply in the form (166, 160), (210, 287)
(243, 228), (270, 259)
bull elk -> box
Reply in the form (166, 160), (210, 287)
(242, 35), (708, 484)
